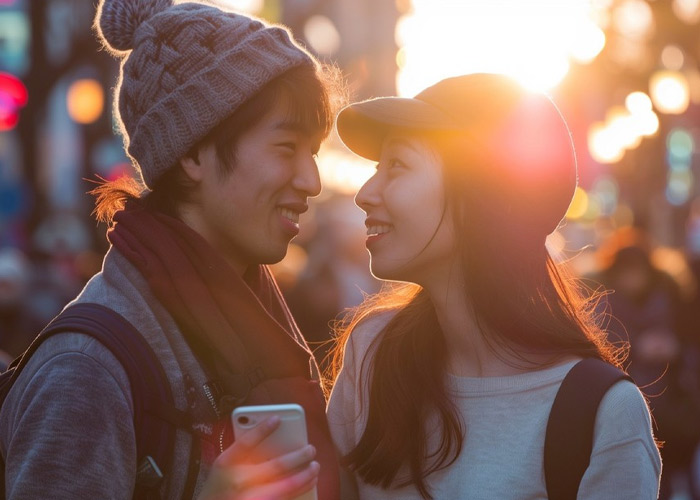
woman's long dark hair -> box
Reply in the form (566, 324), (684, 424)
(328, 131), (625, 499)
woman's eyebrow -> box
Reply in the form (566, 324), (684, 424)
(384, 137), (423, 155)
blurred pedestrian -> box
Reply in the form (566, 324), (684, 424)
(594, 227), (700, 499)
(327, 73), (660, 499)
(0, 0), (341, 498)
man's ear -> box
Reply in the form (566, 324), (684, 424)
(179, 147), (204, 182)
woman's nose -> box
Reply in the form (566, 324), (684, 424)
(355, 170), (381, 212)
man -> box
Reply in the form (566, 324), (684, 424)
(0, 0), (341, 498)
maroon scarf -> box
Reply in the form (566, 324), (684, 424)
(108, 202), (340, 499)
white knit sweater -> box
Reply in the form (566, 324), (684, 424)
(327, 313), (661, 500)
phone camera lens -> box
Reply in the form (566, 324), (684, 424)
(237, 416), (249, 425)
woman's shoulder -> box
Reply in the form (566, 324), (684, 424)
(596, 378), (653, 428)
(335, 309), (398, 376)
(581, 379), (661, 496)
(347, 310), (397, 351)
(353, 309), (396, 336)
(593, 378), (659, 462)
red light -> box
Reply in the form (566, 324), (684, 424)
(0, 98), (19, 130)
(0, 72), (28, 131)
(0, 72), (28, 106)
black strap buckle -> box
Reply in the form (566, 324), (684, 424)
(135, 455), (164, 489)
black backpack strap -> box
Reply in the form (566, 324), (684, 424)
(13, 303), (190, 499)
(544, 358), (633, 500)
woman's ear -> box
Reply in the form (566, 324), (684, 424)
(179, 146), (204, 182)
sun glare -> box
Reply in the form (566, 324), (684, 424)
(317, 144), (375, 195)
(397, 0), (606, 96)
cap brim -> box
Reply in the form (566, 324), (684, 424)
(336, 97), (457, 161)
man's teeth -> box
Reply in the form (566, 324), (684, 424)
(280, 208), (300, 224)
(367, 225), (391, 236)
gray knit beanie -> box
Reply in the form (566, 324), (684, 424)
(94, 0), (318, 188)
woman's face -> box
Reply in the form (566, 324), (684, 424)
(355, 134), (457, 286)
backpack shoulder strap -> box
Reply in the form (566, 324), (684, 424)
(5, 303), (190, 498)
(544, 358), (632, 500)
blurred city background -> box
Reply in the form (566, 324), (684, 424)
(1, 0), (700, 497)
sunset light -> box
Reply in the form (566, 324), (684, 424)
(317, 144), (375, 195)
(395, 0), (607, 96)
(6, 6), (700, 498)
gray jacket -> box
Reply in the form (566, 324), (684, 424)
(0, 248), (223, 499)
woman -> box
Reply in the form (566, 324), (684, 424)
(327, 73), (661, 499)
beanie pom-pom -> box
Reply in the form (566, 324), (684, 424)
(95, 0), (172, 53)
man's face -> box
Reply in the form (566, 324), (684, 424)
(182, 101), (322, 274)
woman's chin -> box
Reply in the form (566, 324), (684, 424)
(369, 263), (410, 283)
(369, 263), (394, 282)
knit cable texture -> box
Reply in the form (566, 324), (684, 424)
(95, 1), (315, 188)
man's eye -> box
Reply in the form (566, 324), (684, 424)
(389, 159), (406, 170)
(278, 142), (297, 152)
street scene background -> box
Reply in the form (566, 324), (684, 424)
(1, 0), (700, 498)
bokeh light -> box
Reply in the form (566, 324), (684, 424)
(612, 0), (654, 39)
(666, 170), (693, 205)
(0, 71), (27, 131)
(588, 89), (660, 164)
(566, 187), (589, 220)
(636, 109), (660, 137)
(583, 194), (602, 221)
(546, 230), (567, 259)
(672, 0), (700, 24)
(592, 176), (620, 216)
(304, 15), (341, 56)
(588, 121), (624, 164)
(625, 91), (652, 114)
(66, 79), (103, 124)
(607, 105), (641, 150)
(667, 127), (694, 164)
(570, 23), (606, 64)
(649, 70), (690, 114)
(661, 45), (685, 71)
(212, 0), (264, 14)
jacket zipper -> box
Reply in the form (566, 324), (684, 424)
(202, 383), (226, 454)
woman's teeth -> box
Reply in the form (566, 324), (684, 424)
(367, 225), (391, 236)
(280, 208), (300, 224)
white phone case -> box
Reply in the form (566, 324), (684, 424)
(232, 404), (317, 500)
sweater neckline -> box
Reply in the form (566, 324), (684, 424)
(447, 359), (580, 395)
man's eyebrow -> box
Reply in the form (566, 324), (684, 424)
(271, 120), (325, 145)
(271, 120), (306, 133)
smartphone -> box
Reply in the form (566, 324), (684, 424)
(232, 403), (317, 500)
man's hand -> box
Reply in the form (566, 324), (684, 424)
(198, 416), (319, 500)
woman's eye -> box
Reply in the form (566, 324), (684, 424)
(278, 142), (297, 153)
(389, 159), (406, 170)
